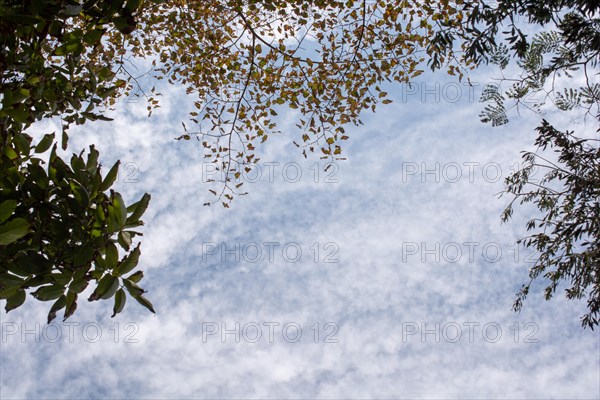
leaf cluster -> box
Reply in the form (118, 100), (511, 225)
(502, 121), (600, 329)
(1, 0), (154, 320)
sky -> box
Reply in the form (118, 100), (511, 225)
(1, 28), (599, 400)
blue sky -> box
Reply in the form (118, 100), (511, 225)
(1, 53), (599, 398)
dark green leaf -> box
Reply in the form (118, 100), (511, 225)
(126, 270), (144, 283)
(111, 288), (126, 317)
(31, 285), (64, 301)
(0, 218), (30, 245)
(100, 161), (120, 192)
(0, 200), (18, 224)
(105, 242), (119, 269)
(47, 295), (66, 323)
(126, 193), (151, 225)
(115, 244), (140, 276)
(35, 133), (55, 153)
(88, 274), (117, 301)
(5, 290), (26, 313)
(133, 294), (155, 314)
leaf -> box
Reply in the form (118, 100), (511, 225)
(126, 271), (143, 283)
(63, 292), (78, 320)
(4, 107), (30, 124)
(31, 285), (64, 301)
(105, 242), (119, 270)
(88, 274), (118, 301)
(0, 218), (30, 245)
(126, 193), (151, 225)
(123, 278), (145, 297)
(112, 192), (128, 228)
(47, 295), (66, 323)
(83, 29), (104, 46)
(14, 252), (51, 275)
(115, 244), (141, 276)
(100, 161), (120, 192)
(5, 289), (26, 313)
(68, 277), (89, 294)
(0, 200), (18, 224)
(73, 244), (95, 267)
(133, 294), (155, 314)
(111, 289), (126, 317)
(118, 230), (132, 250)
(100, 277), (120, 300)
(35, 133), (55, 153)
(54, 41), (83, 56)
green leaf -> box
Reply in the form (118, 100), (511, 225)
(5, 290), (26, 313)
(14, 252), (51, 275)
(115, 244), (141, 276)
(126, 193), (151, 225)
(83, 29), (104, 45)
(13, 133), (31, 155)
(100, 161), (120, 192)
(0, 286), (18, 300)
(31, 285), (64, 301)
(133, 294), (155, 314)
(113, 16), (136, 34)
(68, 277), (89, 294)
(35, 133), (55, 153)
(88, 274), (117, 301)
(4, 107), (30, 123)
(86, 145), (99, 172)
(0, 200), (18, 224)
(100, 276), (120, 300)
(126, 270), (143, 283)
(54, 41), (83, 56)
(118, 231), (132, 251)
(125, 0), (142, 13)
(111, 289), (126, 317)
(47, 295), (66, 323)
(0, 218), (30, 245)
(123, 278), (145, 297)
(73, 244), (95, 267)
(4, 146), (18, 160)
(112, 192), (127, 227)
(64, 292), (78, 320)
(0, 273), (25, 289)
(105, 242), (119, 269)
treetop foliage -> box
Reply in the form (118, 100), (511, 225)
(99, 0), (473, 205)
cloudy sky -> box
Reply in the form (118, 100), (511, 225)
(1, 37), (599, 399)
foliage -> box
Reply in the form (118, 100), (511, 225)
(100, 0), (471, 206)
(437, 0), (599, 328)
(0, 0), (154, 322)
(502, 122), (599, 329)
